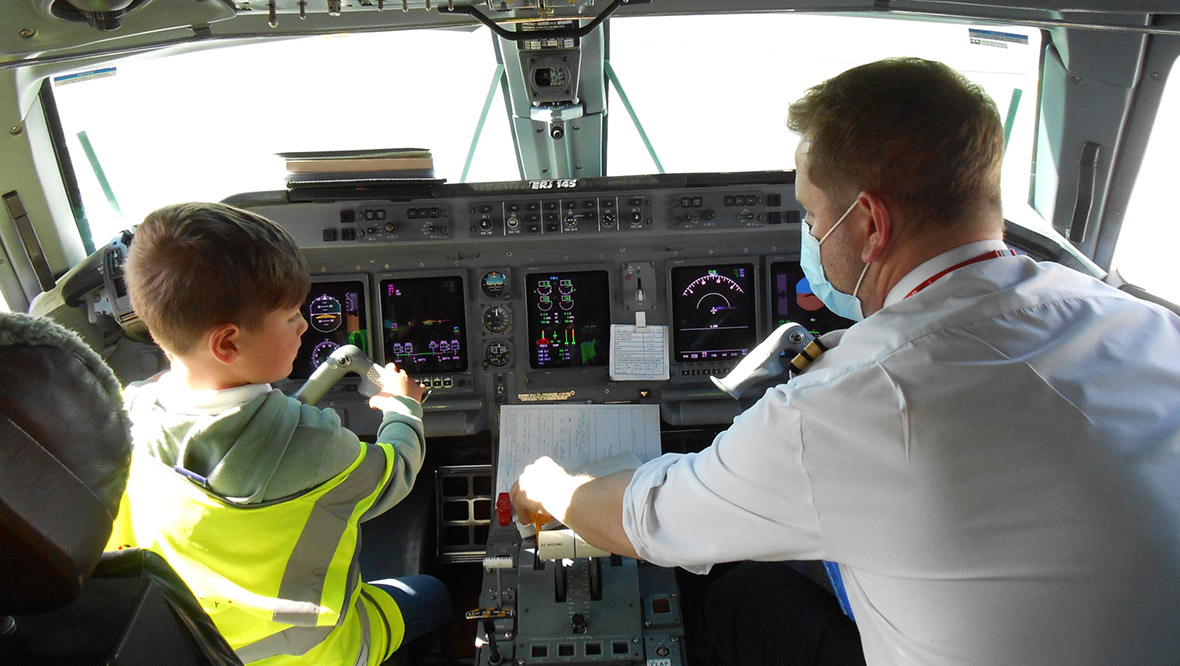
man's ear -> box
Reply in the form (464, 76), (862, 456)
(208, 323), (240, 365)
(859, 191), (893, 264)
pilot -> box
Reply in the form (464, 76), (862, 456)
(512, 58), (1180, 666)
(107, 202), (450, 666)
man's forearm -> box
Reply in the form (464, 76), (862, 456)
(560, 470), (640, 560)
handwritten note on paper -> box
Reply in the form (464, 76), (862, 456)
(609, 324), (670, 381)
(496, 404), (663, 493)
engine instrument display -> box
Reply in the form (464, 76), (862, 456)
(526, 270), (610, 369)
(292, 279), (369, 381)
(379, 276), (468, 373)
(769, 261), (854, 336)
(670, 263), (757, 362)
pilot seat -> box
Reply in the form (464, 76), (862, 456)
(0, 311), (241, 665)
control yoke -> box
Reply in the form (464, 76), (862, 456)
(293, 344), (384, 405)
(710, 322), (815, 399)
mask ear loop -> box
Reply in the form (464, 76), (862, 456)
(820, 198), (870, 303)
(851, 261), (870, 300)
(818, 199), (860, 244)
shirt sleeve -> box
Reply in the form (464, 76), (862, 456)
(361, 395), (426, 521)
(622, 387), (826, 573)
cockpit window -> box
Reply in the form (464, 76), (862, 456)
(51, 27), (518, 242)
(606, 15), (1042, 222)
(50, 15), (1041, 247)
(1112, 54), (1180, 305)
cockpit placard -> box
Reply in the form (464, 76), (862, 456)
(292, 279), (369, 381)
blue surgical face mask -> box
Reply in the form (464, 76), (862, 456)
(800, 200), (870, 322)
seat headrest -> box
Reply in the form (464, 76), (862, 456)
(0, 312), (131, 614)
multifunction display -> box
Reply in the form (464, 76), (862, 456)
(769, 261), (854, 336)
(379, 276), (468, 373)
(526, 270), (610, 369)
(671, 263), (757, 363)
(292, 279), (369, 381)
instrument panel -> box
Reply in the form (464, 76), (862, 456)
(231, 171), (841, 437)
(231, 172), (849, 436)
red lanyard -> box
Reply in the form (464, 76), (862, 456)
(905, 250), (1015, 299)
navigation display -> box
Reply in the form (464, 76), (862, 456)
(292, 279), (369, 381)
(526, 270), (610, 369)
(770, 261), (855, 335)
(671, 263), (757, 363)
(379, 276), (468, 373)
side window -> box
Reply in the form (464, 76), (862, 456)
(1112, 55), (1180, 304)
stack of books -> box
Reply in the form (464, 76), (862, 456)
(280, 148), (435, 186)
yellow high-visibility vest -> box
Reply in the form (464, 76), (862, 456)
(109, 443), (405, 666)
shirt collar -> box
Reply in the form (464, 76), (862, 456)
(884, 239), (1011, 309)
(156, 371), (272, 415)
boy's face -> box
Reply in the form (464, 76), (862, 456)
(233, 305), (308, 384)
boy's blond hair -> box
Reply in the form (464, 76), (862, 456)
(126, 202), (310, 355)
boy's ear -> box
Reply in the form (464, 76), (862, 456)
(208, 323), (241, 365)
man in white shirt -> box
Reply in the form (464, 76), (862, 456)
(512, 58), (1180, 666)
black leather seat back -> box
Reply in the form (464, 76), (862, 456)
(0, 313), (242, 665)
(0, 312), (131, 614)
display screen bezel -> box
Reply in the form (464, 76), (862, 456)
(290, 275), (373, 382)
(523, 268), (613, 371)
(376, 272), (471, 374)
(766, 257), (855, 337)
(668, 260), (759, 364)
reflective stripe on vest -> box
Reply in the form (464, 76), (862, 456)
(353, 597), (371, 666)
(119, 442), (397, 663)
(235, 596), (370, 663)
(272, 449), (387, 626)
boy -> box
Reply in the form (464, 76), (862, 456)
(110, 202), (448, 666)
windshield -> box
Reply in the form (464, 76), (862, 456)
(52, 27), (519, 241)
(51, 15), (1042, 245)
(1112, 52), (1180, 304)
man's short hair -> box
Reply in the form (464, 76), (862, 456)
(787, 57), (1005, 228)
(125, 202), (310, 355)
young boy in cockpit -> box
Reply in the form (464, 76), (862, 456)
(109, 202), (450, 666)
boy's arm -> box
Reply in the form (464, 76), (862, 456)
(359, 367), (427, 521)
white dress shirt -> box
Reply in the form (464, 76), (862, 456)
(623, 243), (1180, 665)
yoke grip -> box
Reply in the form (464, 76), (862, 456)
(293, 344), (383, 405)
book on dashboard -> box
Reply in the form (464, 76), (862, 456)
(284, 169), (438, 183)
(280, 148), (435, 180)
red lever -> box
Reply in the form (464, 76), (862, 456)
(496, 492), (512, 527)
